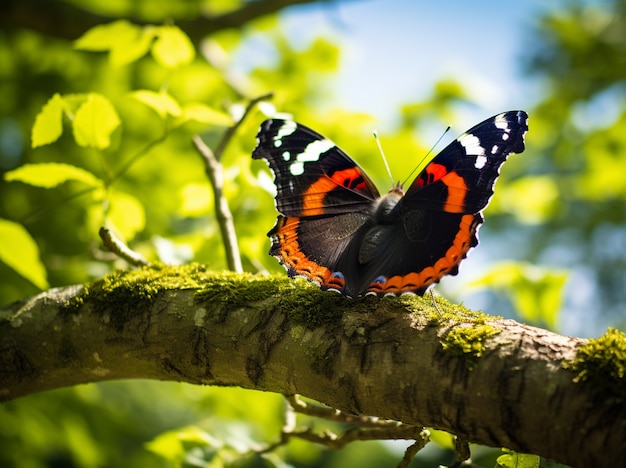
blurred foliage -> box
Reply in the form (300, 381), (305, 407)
(0, 0), (625, 466)
(517, 0), (626, 333)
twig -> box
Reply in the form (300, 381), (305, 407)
(98, 226), (150, 267)
(213, 92), (274, 161)
(397, 431), (430, 468)
(455, 437), (471, 464)
(258, 394), (428, 466)
(193, 92), (273, 272)
(287, 395), (403, 428)
(193, 136), (243, 273)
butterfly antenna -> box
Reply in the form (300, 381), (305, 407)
(373, 130), (395, 186)
(402, 126), (451, 187)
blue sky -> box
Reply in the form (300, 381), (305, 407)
(280, 0), (550, 125)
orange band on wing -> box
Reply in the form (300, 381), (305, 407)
(367, 213), (477, 294)
(301, 168), (370, 216)
(415, 163), (468, 214)
(441, 171), (468, 213)
(271, 217), (345, 291)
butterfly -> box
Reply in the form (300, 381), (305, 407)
(252, 111), (528, 298)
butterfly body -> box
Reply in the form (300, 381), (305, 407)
(253, 111), (528, 297)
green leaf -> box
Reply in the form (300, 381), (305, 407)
(469, 262), (568, 329)
(178, 103), (232, 126)
(31, 93), (65, 148)
(145, 426), (219, 462)
(110, 27), (156, 67)
(151, 25), (195, 68)
(74, 20), (156, 66)
(494, 176), (559, 224)
(130, 90), (182, 119)
(74, 20), (138, 51)
(178, 182), (213, 217)
(108, 190), (146, 241)
(72, 94), (121, 149)
(0, 219), (49, 290)
(496, 449), (541, 468)
(4, 163), (102, 189)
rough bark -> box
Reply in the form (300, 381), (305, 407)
(0, 265), (624, 467)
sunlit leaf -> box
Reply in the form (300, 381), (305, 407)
(178, 183), (213, 217)
(427, 429), (454, 449)
(469, 262), (568, 329)
(497, 449), (541, 468)
(304, 38), (339, 72)
(0, 218), (49, 290)
(110, 27), (156, 67)
(74, 20), (139, 51)
(32, 93), (65, 148)
(4, 163), (102, 189)
(144, 430), (185, 462)
(72, 94), (121, 149)
(130, 90), (182, 119)
(152, 25), (195, 68)
(108, 190), (146, 241)
(145, 426), (220, 462)
(74, 20), (156, 66)
(178, 103), (232, 126)
(495, 176), (559, 224)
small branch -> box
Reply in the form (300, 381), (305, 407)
(213, 92), (274, 161)
(98, 226), (150, 267)
(193, 92), (273, 272)
(397, 432), (430, 468)
(279, 424), (424, 450)
(258, 394), (427, 465)
(192, 136), (243, 273)
(454, 437), (471, 464)
(287, 394), (406, 428)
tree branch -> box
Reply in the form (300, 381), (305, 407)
(0, 264), (623, 467)
(1, 0), (335, 42)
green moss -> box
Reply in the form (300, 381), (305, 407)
(440, 323), (501, 359)
(396, 292), (503, 362)
(196, 274), (351, 328)
(60, 263), (218, 329)
(565, 327), (626, 398)
(193, 270), (283, 307)
(58, 264), (499, 337)
(283, 279), (347, 327)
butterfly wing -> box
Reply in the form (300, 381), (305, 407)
(253, 119), (380, 294)
(253, 119), (380, 217)
(363, 110), (529, 295)
(404, 110), (528, 213)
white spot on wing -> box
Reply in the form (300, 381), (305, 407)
(290, 162), (304, 175)
(288, 139), (335, 176)
(474, 155), (487, 169)
(274, 121), (297, 148)
(494, 112), (510, 131)
(459, 133), (485, 156)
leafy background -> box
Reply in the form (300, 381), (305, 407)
(1, 0), (625, 466)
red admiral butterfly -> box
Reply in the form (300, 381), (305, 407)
(253, 111), (528, 298)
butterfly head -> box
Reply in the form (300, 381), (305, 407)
(375, 185), (404, 221)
